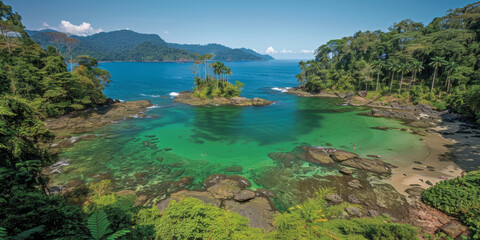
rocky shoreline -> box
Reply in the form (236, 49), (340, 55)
(284, 86), (478, 238)
(174, 91), (274, 106)
(45, 99), (154, 153)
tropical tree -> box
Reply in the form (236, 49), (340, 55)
(409, 61), (423, 91)
(397, 63), (410, 94)
(297, 60), (307, 87)
(372, 60), (383, 91)
(445, 61), (458, 93)
(385, 61), (397, 92)
(222, 65), (232, 82)
(429, 56), (447, 92)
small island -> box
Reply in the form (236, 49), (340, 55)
(174, 54), (273, 106)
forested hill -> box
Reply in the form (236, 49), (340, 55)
(298, 2), (480, 123)
(27, 29), (274, 62)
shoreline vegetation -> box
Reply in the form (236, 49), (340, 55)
(1, 1), (479, 239)
(174, 54), (273, 106)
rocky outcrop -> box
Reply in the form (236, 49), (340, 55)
(157, 174), (276, 230)
(174, 91), (273, 106)
(302, 147), (393, 174)
(45, 100), (154, 135)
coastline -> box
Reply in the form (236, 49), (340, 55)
(286, 87), (477, 197)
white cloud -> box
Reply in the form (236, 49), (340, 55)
(163, 30), (169, 34)
(300, 49), (314, 54)
(280, 48), (293, 53)
(42, 20), (102, 36)
(58, 20), (102, 36)
(265, 46), (277, 54)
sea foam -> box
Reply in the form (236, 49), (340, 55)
(271, 87), (291, 93)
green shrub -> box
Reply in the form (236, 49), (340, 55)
(154, 197), (264, 240)
(422, 170), (480, 238)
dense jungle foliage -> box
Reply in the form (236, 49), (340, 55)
(298, 2), (480, 123)
(423, 169), (480, 239)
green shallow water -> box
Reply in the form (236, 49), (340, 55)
(50, 61), (428, 206)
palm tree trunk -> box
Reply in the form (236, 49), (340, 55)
(390, 72), (395, 92)
(431, 62), (438, 92)
(376, 70), (380, 91)
(408, 74), (414, 92)
(398, 71), (404, 94)
(447, 77), (451, 93)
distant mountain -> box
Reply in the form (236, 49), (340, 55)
(27, 29), (274, 62)
(168, 43), (273, 61)
(239, 48), (274, 60)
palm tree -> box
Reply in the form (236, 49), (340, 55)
(298, 61), (307, 87)
(429, 56), (447, 93)
(222, 65), (232, 83)
(385, 61), (396, 92)
(409, 61), (423, 91)
(372, 60), (383, 91)
(209, 61), (223, 88)
(445, 61), (458, 93)
(398, 63), (410, 94)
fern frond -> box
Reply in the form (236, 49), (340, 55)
(15, 225), (45, 240)
(106, 229), (130, 240)
(88, 210), (111, 240)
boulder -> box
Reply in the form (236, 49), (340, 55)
(346, 206), (362, 217)
(341, 157), (391, 174)
(305, 148), (334, 165)
(207, 179), (242, 199)
(326, 194), (343, 204)
(223, 197), (275, 230)
(339, 167), (353, 175)
(330, 150), (359, 162)
(347, 179), (363, 188)
(357, 90), (367, 98)
(234, 190), (256, 202)
(439, 221), (468, 238)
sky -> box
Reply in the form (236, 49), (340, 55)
(4, 0), (477, 59)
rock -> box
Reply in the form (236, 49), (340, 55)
(346, 206), (362, 217)
(341, 157), (391, 174)
(44, 100), (153, 135)
(412, 167), (424, 171)
(345, 91), (355, 99)
(255, 189), (276, 199)
(368, 209), (379, 217)
(426, 180), (433, 186)
(223, 165), (243, 172)
(234, 190), (256, 202)
(326, 194), (343, 204)
(348, 179), (363, 188)
(405, 187), (425, 198)
(223, 197), (275, 230)
(330, 150), (359, 161)
(76, 134), (96, 141)
(305, 148), (334, 165)
(227, 175), (252, 188)
(439, 221), (468, 238)
(203, 174), (227, 188)
(347, 194), (361, 204)
(357, 90), (367, 98)
(371, 126), (389, 131)
(339, 167), (353, 175)
(207, 179), (242, 199)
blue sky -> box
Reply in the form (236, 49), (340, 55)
(5, 0), (477, 59)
